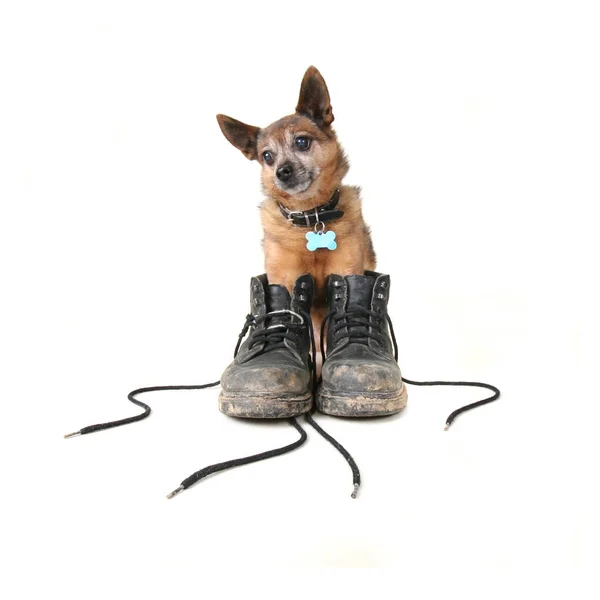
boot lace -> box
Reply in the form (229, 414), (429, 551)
(320, 304), (395, 359)
(64, 287), (500, 499)
(320, 302), (500, 431)
(324, 304), (387, 350)
(234, 309), (306, 356)
(65, 305), (362, 499)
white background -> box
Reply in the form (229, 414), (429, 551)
(1, 0), (599, 595)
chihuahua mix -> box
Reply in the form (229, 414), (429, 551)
(217, 66), (376, 346)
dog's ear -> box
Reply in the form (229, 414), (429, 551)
(216, 114), (260, 161)
(296, 66), (334, 128)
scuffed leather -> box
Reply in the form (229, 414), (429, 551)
(221, 273), (314, 395)
(322, 272), (403, 395)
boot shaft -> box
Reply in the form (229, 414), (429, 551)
(324, 271), (394, 358)
(237, 273), (315, 365)
(220, 273), (316, 419)
(248, 274), (314, 317)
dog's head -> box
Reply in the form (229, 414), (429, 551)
(217, 67), (348, 207)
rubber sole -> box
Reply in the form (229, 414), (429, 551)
(316, 383), (408, 417)
(218, 390), (312, 419)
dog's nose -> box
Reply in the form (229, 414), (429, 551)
(276, 163), (293, 182)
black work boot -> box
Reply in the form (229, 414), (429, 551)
(317, 271), (407, 417)
(219, 273), (315, 418)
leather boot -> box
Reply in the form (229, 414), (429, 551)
(219, 273), (315, 418)
(317, 271), (407, 417)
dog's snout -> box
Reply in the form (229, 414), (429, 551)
(276, 163), (293, 182)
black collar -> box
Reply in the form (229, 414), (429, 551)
(279, 189), (343, 227)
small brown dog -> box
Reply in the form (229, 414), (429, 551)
(217, 66), (375, 347)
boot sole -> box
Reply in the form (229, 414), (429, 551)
(218, 390), (312, 419)
(316, 383), (408, 417)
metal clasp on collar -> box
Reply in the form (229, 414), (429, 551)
(285, 210), (303, 224)
(314, 208), (326, 233)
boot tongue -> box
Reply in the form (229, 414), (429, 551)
(343, 275), (376, 344)
(346, 275), (375, 307)
(266, 284), (291, 313)
(263, 285), (292, 340)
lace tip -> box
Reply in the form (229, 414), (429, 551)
(444, 423), (450, 431)
(351, 483), (360, 499)
(64, 431), (81, 439)
(166, 485), (184, 500)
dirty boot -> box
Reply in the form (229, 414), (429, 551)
(219, 274), (315, 418)
(317, 271), (407, 417)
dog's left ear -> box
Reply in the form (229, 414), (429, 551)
(296, 66), (334, 128)
(216, 114), (260, 161)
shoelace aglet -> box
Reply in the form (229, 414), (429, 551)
(351, 483), (360, 499)
(64, 431), (81, 439)
(444, 422), (451, 431)
(166, 485), (184, 500)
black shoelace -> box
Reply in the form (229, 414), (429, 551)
(238, 309), (362, 498)
(65, 305), (500, 498)
(234, 310), (305, 356)
(320, 303), (387, 355)
(65, 308), (361, 498)
(321, 304), (501, 429)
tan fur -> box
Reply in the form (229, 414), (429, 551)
(261, 184), (375, 295)
(217, 66), (376, 348)
(261, 182), (375, 353)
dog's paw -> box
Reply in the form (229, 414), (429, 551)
(305, 230), (337, 251)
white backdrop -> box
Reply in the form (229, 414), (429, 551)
(1, 0), (598, 594)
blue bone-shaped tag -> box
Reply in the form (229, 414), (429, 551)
(305, 230), (337, 251)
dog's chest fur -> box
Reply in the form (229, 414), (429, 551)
(260, 185), (375, 303)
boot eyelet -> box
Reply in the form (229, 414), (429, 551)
(333, 280), (342, 287)
(300, 281), (307, 289)
(298, 294), (306, 301)
(253, 285), (260, 292)
(379, 281), (387, 288)
(254, 298), (261, 306)
(377, 293), (385, 300)
(334, 293), (342, 300)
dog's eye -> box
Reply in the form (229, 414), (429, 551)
(262, 151), (274, 165)
(295, 136), (311, 151)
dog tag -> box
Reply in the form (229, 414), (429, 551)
(305, 230), (337, 251)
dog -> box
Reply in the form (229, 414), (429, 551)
(217, 66), (376, 350)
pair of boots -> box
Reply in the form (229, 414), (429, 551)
(219, 271), (407, 419)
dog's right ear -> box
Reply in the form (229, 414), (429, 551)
(296, 66), (334, 128)
(216, 114), (260, 161)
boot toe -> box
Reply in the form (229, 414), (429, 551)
(321, 358), (402, 394)
(318, 357), (407, 417)
(219, 359), (312, 418)
(221, 362), (310, 395)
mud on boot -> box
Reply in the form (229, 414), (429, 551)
(317, 271), (407, 417)
(219, 274), (315, 418)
